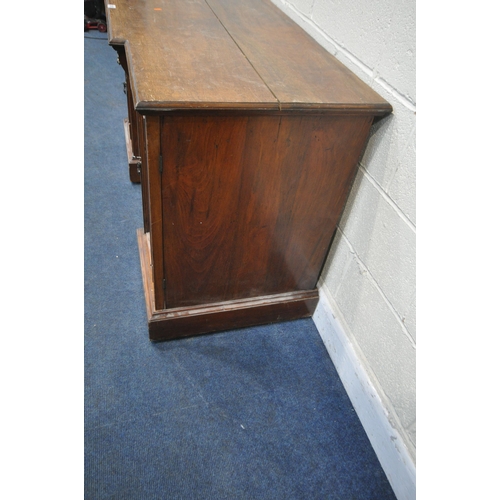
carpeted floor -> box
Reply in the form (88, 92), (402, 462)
(84, 31), (397, 500)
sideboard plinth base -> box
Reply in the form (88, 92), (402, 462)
(137, 228), (319, 341)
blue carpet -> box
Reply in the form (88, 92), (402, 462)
(84, 32), (397, 500)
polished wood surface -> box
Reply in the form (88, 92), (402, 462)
(106, 0), (392, 340)
(107, 0), (277, 111)
(142, 116), (165, 310)
(138, 229), (318, 341)
(207, 0), (390, 112)
(106, 0), (391, 114)
(160, 114), (372, 308)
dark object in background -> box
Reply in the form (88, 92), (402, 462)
(85, 17), (107, 33)
(85, 0), (105, 19)
(85, 0), (106, 32)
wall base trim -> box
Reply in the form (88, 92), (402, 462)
(312, 284), (416, 500)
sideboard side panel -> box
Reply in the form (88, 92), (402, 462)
(160, 114), (372, 308)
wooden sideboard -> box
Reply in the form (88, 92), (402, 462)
(105, 0), (392, 341)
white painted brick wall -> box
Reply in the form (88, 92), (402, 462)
(270, 0), (416, 463)
(312, 0), (416, 102)
(339, 171), (416, 338)
(361, 97), (416, 226)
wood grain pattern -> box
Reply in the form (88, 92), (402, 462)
(107, 0), (278, 111)
(107, 0), (393, 339)
(160, 113), (372, 308)
(206, 0), (391, 114)
(139, 227), (318, 341)
(106, 0), (392, 115)
(143, 116), (165, 309)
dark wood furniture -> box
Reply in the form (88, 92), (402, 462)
(106, 0), (391, 341)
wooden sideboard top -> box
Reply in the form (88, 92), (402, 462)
(106, 0), (391, 115)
